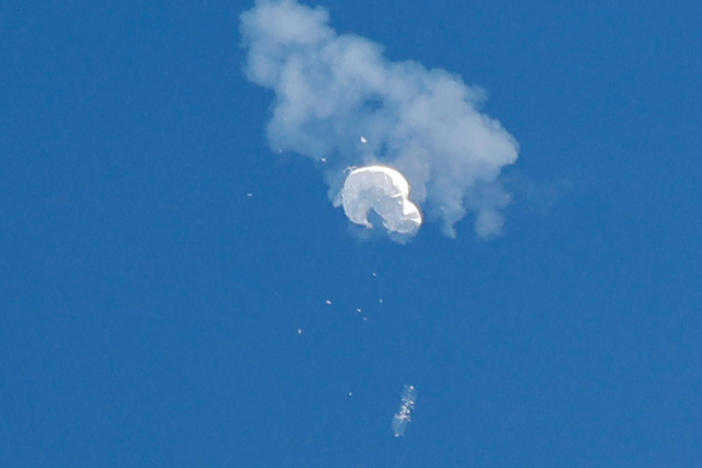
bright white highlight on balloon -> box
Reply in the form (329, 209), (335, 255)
(335, 165), (422, 235)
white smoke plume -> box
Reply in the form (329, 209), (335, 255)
(240, 0), (519, 238)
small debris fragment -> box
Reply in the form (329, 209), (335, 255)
(356, 308), (362, 313)
(360, 136), (368, 144)
(378, 298), (383, 304)
(320, 157), (327, 163)
(325, 299), (332, 305)
(297, 328), (303, 335)
(246, 192), (253, 198)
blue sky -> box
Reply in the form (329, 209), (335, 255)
(2, 0), (701, 466)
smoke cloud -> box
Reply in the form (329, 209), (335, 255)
(240, 0), (519, 238)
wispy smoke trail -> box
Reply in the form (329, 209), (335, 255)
(240, 0), (519, 237)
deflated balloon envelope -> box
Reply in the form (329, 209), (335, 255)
(336, 165), (422, 235)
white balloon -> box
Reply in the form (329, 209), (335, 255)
(335, 165), (422, 235)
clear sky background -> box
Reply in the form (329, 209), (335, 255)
(2, 1), (701, 466)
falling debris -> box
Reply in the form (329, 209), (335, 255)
(335, 165), (422, 235)
(378, 298), (383, 304)
(371, 272), (377, 278)
(320, 157), (327, 163)
(362, 317), (368, 321)
(360, 136), (367, 144)
(297, 328), (303, 335)
(392, 385), (417, 437)
(347, 392), (353, 397)
(246, 192), (253, 198)
(325, 299), (332, 305)
(356, 308), (362, 313)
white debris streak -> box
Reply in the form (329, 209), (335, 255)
(392, 384), (417, 437)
